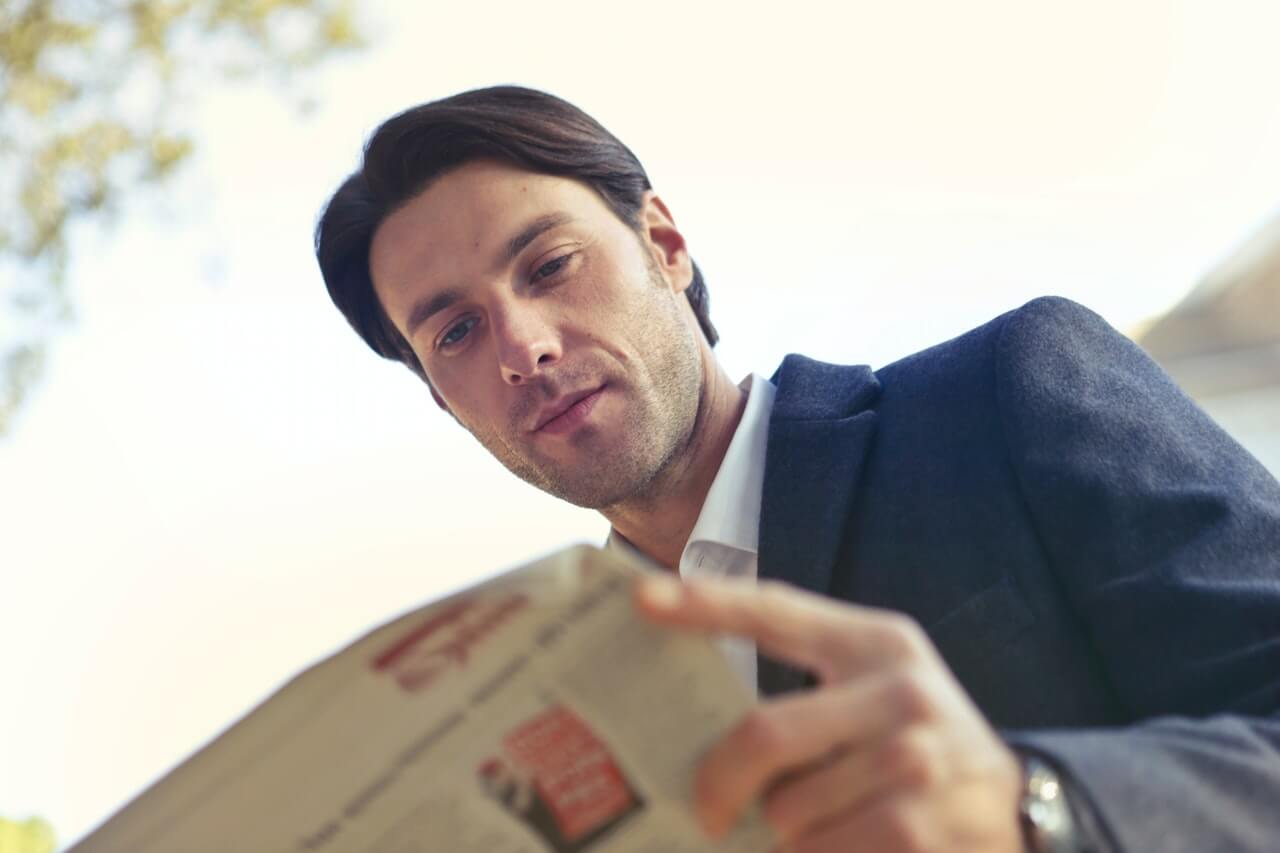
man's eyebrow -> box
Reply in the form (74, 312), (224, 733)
(405, 289), (463, 338)
(501, 212), (575, 268)
(403, 212), (575, 338)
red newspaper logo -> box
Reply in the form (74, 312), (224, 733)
(371, 594), (529, 693)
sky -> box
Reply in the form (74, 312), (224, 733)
(4, 0), (1280, 845)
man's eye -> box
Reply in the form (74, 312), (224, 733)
(439, 317), (478, 349)
(532, 253), (573, 283)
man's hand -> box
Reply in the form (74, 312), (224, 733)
(635, 575), (1024, 853)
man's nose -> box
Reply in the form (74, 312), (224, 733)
(492, 304), (561, 386)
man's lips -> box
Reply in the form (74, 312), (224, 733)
(532, 384), (607, 434)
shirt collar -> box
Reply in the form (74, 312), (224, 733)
(683, 372), (776, 558)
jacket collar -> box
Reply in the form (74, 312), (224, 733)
(757, 354), (881, 695)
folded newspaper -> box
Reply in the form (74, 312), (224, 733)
(70, 545), (774, 852)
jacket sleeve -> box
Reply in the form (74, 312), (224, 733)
(993, 297), (1280, 853)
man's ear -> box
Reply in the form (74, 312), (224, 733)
(428, 382), (457, 421)
(640, 191), (694, 295)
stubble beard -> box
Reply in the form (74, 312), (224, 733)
(467, 269), (703, 509)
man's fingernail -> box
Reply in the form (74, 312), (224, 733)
(640, 578), (683, 610)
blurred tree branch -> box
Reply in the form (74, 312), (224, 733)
(0, 0), (364, 436)
(0, 815), (55, 853)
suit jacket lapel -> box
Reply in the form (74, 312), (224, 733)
(757, 355), (881, 696)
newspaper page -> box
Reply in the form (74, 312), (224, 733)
(69, 545), (774, 852)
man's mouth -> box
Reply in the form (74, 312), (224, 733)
(532, 384), (607, 434)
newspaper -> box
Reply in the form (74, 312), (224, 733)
(69, 545), (774, 852)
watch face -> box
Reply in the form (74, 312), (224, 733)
(1019, 756), (1077, 853)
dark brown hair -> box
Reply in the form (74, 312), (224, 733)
(314, 85), (717, 381)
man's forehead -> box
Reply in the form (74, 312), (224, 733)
(401, 160), (597, 235)
(370, 161), (599, 289)
(371, 161), (599, 303)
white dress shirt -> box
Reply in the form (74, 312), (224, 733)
(607, 373), (777, 692)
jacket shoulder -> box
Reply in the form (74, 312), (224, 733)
(771, 297), (1133, 422)
(872, 296), (1138, 400)
(996, 295), (1142, 374)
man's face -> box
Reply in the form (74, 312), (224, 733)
(368, 159), (704, 508)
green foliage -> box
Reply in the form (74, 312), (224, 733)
(0, 0), (364, 436)
(0, 816), (55, 853)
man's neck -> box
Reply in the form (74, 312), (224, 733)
(602, 349), (748, 571)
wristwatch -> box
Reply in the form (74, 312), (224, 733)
(1017, 753), (1081, 853)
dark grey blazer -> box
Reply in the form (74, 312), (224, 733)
(757, 296), (1280, 852)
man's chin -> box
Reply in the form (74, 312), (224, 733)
(532, 477), (631, 510)
(494, 428), (668, 507)
(519, 463), (651, 510)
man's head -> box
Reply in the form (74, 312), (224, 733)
(316, 86), (717, 378)
(315, 86), (718, 508)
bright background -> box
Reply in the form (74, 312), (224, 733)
(4, 0), (1280, 845)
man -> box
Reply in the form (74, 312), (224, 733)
(316, 86), (1280, 852)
